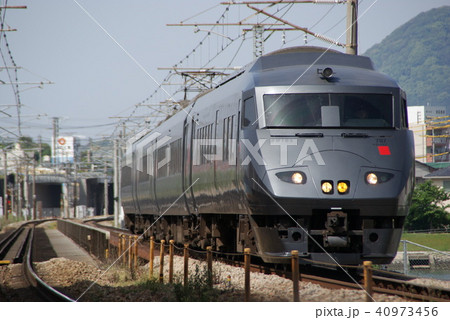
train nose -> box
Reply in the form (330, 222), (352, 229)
(267, 150), (371, 199)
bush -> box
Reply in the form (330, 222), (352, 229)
(406, 181), (450, 231)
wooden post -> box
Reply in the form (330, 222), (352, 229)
(206, 246), (213, 288)
(118, 234), (123, 262)
(159, 240), (165, 283)
(244, 248), (251, 302)
(128, 235), (132, 270)
(121, 235), (126, 265)
(291, 250), (300, 302)
(133, 235), (139, 270)
(364, 261), (373, 302)
(184, 243), (189, 288)
(169, 240), (174, 284)
(149, 236), (155, 279)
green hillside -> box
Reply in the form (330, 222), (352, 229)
(364, 6), (450, 107)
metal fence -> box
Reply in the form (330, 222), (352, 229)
(57, 219), (110, 260)
(382, 240), (450, 279)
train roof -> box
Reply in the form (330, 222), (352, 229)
(237, 46), (399, 89)
(250, 46), (374, 72)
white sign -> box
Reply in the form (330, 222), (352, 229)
(52, 136), (77, 163)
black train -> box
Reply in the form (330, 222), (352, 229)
(121, 46), (414, 265)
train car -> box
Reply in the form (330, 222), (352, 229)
(121, 46), (414, 265)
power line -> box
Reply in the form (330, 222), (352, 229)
(0, 1), (27, 137)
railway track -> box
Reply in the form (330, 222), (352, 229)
(223, 256), (450, 302)
(0, 221), (75, 302)
(86, 219), (450, 302)
(293, 267), (450, 302)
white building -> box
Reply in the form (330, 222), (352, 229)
(408, 106), (427, 162)
(408, 106), (449, 163)
(52, 136), (79, 164)
(0, 143), (28, 169)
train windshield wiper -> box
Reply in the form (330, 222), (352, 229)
(341, 133), (369, 138)
(295, 133), (324, 138)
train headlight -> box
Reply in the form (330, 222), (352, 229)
(291, 172), (304, 184)
(366, 173), (378, 185)
(365, 171), (394, 185)
(321, 181), (333, 194)
(337, 181), (350, 194)
(276, 171), (306, 184)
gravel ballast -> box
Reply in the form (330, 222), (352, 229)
(21, 256), (415, 302)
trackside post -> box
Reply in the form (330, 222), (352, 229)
(291, 250), (300, 302)
(169, 240), (174, 283)
(149, 236), (155, 279)
(184, 243), (189, 288)
(364, 260), (374, 302)
(206, 246), (213, 287)
(159, 240), (165, 283)
(244, 248), (251, 302)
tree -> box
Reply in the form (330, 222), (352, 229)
(364, 6), (450, 107)
(17, 136), (51, 162)
(406, 180), (450, 231)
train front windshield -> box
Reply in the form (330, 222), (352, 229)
(263, 93), (393, 128)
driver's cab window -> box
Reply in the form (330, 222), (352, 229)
(242, 97), (256, 128)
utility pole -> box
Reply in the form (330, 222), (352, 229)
(104, 164), (109, 216)
(73, 162), (77, 218)
(87, 138), (93, 170)
(113, 139), (119, 227)
(16, 159), (22, 219)
(32, 159), (36, 220)
(3, 149), (7, 219)
(52, 117), (59, 165)
(38, 135), (42, 164)
(24, 158), (29, 220)
(345, 0), (358, 55)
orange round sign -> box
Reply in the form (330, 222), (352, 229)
(58, 138), (66, 145)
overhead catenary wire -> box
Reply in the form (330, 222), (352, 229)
(109, 4), (235, 139)
(0, 11), (22, 136)
(112, 1), (357, 141)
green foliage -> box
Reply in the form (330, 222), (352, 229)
(18, 136), (34, 149)
(12, 136), (51, 162)
(400, 233), (450, 252)
(105, 264), (222, 302)
(364, 6), (450, 107)
(40, 143), (51, 158)
(173, 264), (219, 302)
(406, 180), (450, 231)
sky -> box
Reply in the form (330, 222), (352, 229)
(1, 0), (449, 145)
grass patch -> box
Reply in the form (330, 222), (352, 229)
(91, 263), (233, 302)
(399, 233), (450, 252)
(0, 215), (25, 232)
(45, 221), (57, 230)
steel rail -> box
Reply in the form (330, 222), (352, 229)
(91, 221), (450, 302)
(23, 226), (75, 302)
(0, 226), (24, 260)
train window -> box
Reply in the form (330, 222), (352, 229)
(223, 116), (234, 161)
(242, 97), (256, 128)
(157, 145), (169, 177)
(223, 118), (229, 161)
(401, 98), (408, 128)
(197, 124), (215, 165)
(169, 139), (182, 175)
(263, 93), (393, 128)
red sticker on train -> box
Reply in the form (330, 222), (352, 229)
(378, 146), (391, 155)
